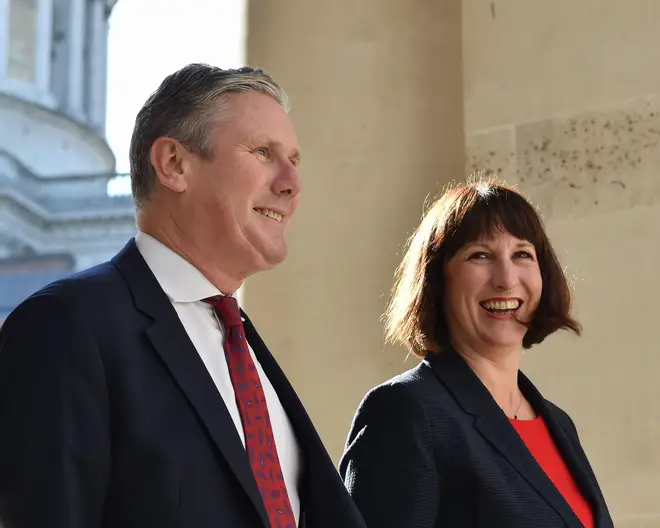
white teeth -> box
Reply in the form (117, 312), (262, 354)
(481, 299), (521, 311)
(255, 208), (283, 222)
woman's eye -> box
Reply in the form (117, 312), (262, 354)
(515, 251), (534, 259)
(468, 251), (490, 260)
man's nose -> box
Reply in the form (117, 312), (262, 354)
(273, 161), (303, 197)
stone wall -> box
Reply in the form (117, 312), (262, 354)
(463, 2), (660, 525)
(245, 1), (660, 525)
(466, 95), (660, 221)
(246, 0), (464, 461)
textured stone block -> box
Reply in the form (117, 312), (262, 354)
(466, 95), (660, 220)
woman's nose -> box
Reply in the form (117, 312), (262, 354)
(491, 259), (518, 291)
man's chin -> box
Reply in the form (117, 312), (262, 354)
(255, 244), (288, 270)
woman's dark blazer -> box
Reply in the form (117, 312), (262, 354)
(339, 349), (613, 528)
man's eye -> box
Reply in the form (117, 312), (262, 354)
(254, 148), (268, 157)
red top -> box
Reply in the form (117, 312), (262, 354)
(510, 416), (594, 528)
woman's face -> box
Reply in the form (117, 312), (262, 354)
(443, 230), (543, 355)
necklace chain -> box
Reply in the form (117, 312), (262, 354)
(512, 390), (524, 420)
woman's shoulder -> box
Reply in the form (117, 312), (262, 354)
(347, 362), (447, 444)
(367, 359), (440, 394)
(355, 360), (454, 418)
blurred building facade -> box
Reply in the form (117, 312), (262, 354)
(0, 0), (135, 321)
(246, 1), (660, 526)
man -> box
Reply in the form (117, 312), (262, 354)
(0, 64), (365, 528)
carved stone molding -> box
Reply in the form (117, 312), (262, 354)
(0, 196), (135, 256)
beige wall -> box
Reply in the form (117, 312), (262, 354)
(245, 0), (464, 460)
(464, 2), (660, 525)
(463, 0), (660, 132)
(246, 1), (660, 525)
(527, 210), (660, 527)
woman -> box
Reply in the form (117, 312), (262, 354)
(339, 180), (613, 527)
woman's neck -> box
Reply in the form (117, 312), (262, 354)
(454, 342), (524, 416)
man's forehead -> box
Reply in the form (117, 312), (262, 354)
(224, 91), (288, 119)
(214, 93), (298, 149)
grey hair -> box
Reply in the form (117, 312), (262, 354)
(129, 63), (290, 210)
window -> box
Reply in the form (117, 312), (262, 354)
(8, 0), (38, 83)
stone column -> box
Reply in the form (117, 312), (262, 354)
(35, 0), (53, 96)
(0, 0), (9, 78)
(86, 0), (108, 134)
(66, 0), (85, 118)
(245, 0), (464, 460)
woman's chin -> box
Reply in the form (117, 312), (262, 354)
(478, 330), (526, 353)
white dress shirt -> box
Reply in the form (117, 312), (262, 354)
(135, 231), (302, 522)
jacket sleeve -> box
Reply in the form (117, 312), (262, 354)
(0, 292), (111, 528)
(339, 381), (439, 528)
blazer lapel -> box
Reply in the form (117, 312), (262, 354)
(522, 375), (611, 527)
(427, 351), (584, 528)
(111, 240), (270, 528)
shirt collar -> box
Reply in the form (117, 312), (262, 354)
(135, 231), (236, 304)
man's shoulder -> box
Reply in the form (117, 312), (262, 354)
(36, 259), (122, 300)
(7, 258), (126, 323)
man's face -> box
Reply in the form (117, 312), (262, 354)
(181, 92), (302, 276)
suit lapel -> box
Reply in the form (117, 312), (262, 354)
(242, 313), (358, 528)
(241, 313), (316, 507)
(427, 351), (584, 528)
(112, 240), (270, 528)
(242, 313), (316, 437)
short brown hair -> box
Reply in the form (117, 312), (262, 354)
(385, 179), (581, 357)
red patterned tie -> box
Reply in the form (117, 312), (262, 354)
(203, 295), (296, 528)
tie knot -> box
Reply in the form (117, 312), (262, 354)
(203, 295), (243, 330)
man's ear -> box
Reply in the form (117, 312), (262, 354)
(149, 137), (191, 193)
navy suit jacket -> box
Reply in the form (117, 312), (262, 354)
(340, 350), (613, 528)
(0, 239), (365, 528)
